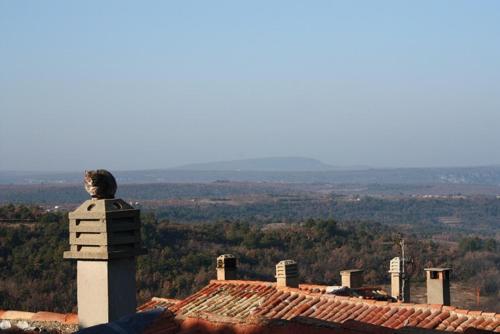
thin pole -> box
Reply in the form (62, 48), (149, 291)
(401, 239), (406, 302)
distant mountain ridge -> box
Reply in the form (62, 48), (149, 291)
(1, 163), (500, 186)
(174, 157), (336, 172)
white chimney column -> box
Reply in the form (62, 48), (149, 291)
(389, 257), (410, 302)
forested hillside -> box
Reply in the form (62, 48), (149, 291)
(153, 195), (500, 234)
(0, 205), (498, 313)
(2, 183), (500, 236)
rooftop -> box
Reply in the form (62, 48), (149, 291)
(0, 310), (78, 333)
(141, 280), (500, 333)
(1, 280), (498, 333)
(137, 298), (181, 313)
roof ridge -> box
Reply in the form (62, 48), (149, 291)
(151, 297), (182, 303)
(209, 279), (276, 286)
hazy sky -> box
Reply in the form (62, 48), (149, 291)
(1, 1), (500, 171)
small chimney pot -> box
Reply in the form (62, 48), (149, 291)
(340, 269), (364, 288)
(276, 260), (299, 288)
(216, 254), (237, 280)
(424, 268), (451, 306)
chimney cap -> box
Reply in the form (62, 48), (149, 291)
(217, 254), (237, 269)
(424, 268), (451, 272)
(217, 254), (236, 259)
(276, 259), (299, 287)
(389, 257), (401, 273)
(340, 269), (363, 274)
(275, 259), (298, 278)
(277, 259), (297, 266)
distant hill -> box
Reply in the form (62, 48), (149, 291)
(1, 165), (500, 186)
(174, 157), (336, 172)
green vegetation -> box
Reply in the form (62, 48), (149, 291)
(0, 204), (43, 221)
(1, 183), (499, 235)
(0, 205), (498, 313)
(153, 195), (500, 235)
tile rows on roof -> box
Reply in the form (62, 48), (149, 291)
(165, 280), (500, 333)
(0, 310), (78, 325)
(137, 297), (181, 313)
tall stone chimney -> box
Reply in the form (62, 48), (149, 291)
(340, 269), (363, 288)
(424, 268), (451, 306)
(389, 257), (410, 302)
(276, 260), (298, 288)
(64, 195), (146, 328)
(216, 254), (237, 280)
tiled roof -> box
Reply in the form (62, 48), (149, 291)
(137, 297), (181, 313)
(0, 310), (78, 333)
(165, 280), (499, 333)
(4, 280), (498, 334)
(0, 310), (78, 325)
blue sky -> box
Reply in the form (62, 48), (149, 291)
(1, 1), (499, 171)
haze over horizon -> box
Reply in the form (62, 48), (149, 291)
(2, 156), (500, 174)
(1, 1), (500, 171)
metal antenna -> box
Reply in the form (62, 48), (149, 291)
(384, 235), (411, 302)
(400, 238), (406, 302)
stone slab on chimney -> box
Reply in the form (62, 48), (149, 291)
(63, 199), (145, 260)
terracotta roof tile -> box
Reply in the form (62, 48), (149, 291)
(64, 313), (79, 325)
(436, 313), (458, 331)
(165, 280), (498, 333)
(469, 311), (483, 316)
(138, 297), (181, 313)
(51, 279), (495, 333)
(357, 305), (378, 324)
(0, 310), (35, 320)
(0, 310), (78, 326)
(31, 311), (66, 323)
(299, 284), (327, 293)
(0, 310), (78, 333)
